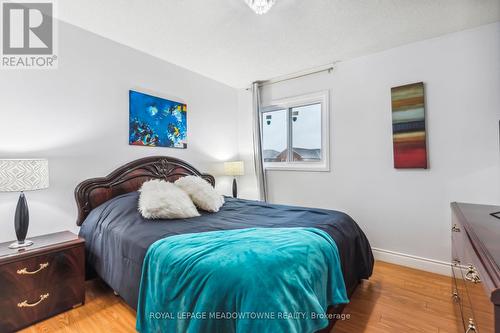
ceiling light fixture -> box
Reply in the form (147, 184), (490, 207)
(245, 0), (276, 15)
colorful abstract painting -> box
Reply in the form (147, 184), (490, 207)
(391, 82), (427, 169)
(129, 90), (187, 148)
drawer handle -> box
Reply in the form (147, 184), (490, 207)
(465, 265), (481, 284)
(452, 224), (461, 232)
(466, 318), (477, 332)
(17, 293), (50, 308)
(17, 262), (49, 275)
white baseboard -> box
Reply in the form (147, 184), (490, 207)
(372, 247), (451, 276)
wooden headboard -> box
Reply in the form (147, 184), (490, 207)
(74, 156), (215, 226)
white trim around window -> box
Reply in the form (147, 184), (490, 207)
(261, 90), (330, 172)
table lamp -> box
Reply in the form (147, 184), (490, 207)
(224, 161), (245, 198)
(0, 159), (49, 249)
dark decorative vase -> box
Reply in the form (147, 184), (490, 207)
(9, 192), (32, 249)
(232, 178), (238, 198)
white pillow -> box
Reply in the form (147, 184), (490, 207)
(138, 179), (200, 219)
(174, 176), (224, 212)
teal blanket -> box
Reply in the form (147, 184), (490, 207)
(136, 227), (348, 333)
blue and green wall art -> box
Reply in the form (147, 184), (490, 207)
(129, 90), (187, 148)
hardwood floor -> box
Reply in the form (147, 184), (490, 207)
(20, 261), (493, 333)
(336, 261), (476, 333)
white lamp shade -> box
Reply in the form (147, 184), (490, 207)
(224, 161), (245, 176)
(0, 159), (49, 192)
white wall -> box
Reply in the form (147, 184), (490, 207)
(238, 22), (500, 273)
(1, 18), (498, 275)
(0, 21), (239, 243)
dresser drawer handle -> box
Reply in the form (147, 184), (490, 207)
(452, 224), (461, 232)
(17, 262), (49, 275)
(465, 265), (481, 284)
(17, 293), (50, 308)
(466, 318), (477, 332)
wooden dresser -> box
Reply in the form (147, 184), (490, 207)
(451, 202), (500, 333)
(0, 231), (85, 332)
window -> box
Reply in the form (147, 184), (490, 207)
(261, 91), (329, 171)
(262, 109), (287, 162)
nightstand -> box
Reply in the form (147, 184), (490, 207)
(0, 231), (85, 333)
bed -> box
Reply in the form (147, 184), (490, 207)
(75, 156), (374, 332)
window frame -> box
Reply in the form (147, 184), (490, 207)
(261, 90), (330, 172)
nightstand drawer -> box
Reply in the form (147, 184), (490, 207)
(0, 245), (84, 298)
(0, 278), (85, 333)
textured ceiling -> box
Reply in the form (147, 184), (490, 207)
(58, 0), (500, 88)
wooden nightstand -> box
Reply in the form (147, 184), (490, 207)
(0, 231), (85, 333)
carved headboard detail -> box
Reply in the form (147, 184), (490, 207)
(74, 156), (215, 226)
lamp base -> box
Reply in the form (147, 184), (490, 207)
(232, 178), (238, 198)
(8, 240), (33, 249)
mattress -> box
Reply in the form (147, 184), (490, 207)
(78, 192), (374, 309)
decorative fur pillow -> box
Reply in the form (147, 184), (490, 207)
(175, 176), (224, 212)
(138, 179), (200, 219)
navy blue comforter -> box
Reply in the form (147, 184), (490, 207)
(79, 193), (373, 309)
